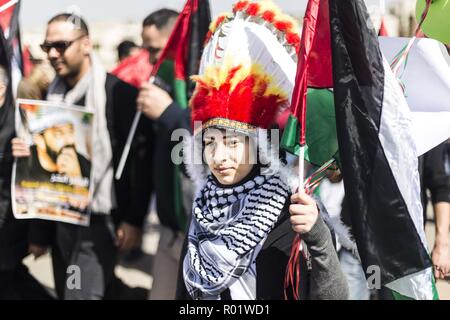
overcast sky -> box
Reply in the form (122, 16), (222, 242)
(20, 0), (399, 32)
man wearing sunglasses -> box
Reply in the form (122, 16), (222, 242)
(11, 13), (153, 300)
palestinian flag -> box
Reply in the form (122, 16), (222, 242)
(0, 0), (23, 80)
(329, 0), (436, 300)
(152, 0), (211, 108)
(280, 0), (337, 168)
(379, 36), (450, 156)
(0, 0), (20, 44)
(152, 0), (211, 229)
(0, 1), (19, 227)
(111, 49), (153, 88)
(22, 44), (32, 77)
(283, 0), (437, 299)
(0, 0), (20, 163)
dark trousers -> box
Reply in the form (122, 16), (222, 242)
(0, 207), (52, 300)
(0, 264), (54, 300)
(0, 163), (52, 300)
(51, 215), (117, 300)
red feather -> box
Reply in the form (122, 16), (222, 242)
(216, 15), (227, 26)
(274, 20), (293, 32)
(191, 66), (287, 130)
(233, 1), (250, 13)
(286, 32), (300, 46)
(262, 10), (276, 23)
(204, 31), (213, 45)
(246, 3), (261, 16)
(204, 15), (228, 44)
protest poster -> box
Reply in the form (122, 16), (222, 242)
(12, 99), (94, 226)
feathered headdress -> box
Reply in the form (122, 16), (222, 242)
(190, 0), (300, 134)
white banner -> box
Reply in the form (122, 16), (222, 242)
(379, 36), (450, 156)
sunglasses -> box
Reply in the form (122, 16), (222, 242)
(40, 35), (86, 54)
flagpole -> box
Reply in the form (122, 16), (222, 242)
(114, 0), (195, 181)
(115, 76), (155, 180)
(298, 145), (305, 193)
(0, 0), (18, 14)
(114, 111), (141, 180)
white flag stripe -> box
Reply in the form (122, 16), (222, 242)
(411, 112), (450, 156)
(379, 57), (433, 300)
(379, 37), (450, 156)
(385, 267), (434, 300)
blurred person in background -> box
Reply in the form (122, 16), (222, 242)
(17, 61), (55, 100)
(138, 8), (195, 300)
(11, 13), (153, 300)
(0, 63), (53, 300)
(117, 40), (140, 63)
(420, 141), (450, 281)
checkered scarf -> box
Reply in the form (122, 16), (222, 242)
(183, 172), (289, 300)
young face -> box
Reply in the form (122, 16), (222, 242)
(203, 129), (255, 185)
(44, 21), (91, 79)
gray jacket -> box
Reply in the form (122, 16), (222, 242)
(176, 199), (349, 300)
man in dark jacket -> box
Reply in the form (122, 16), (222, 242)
(12, 13), (153, 300)
(419, 141), (450, 280)
(138, 9), (194, 299)
(1, 61), (53, 299)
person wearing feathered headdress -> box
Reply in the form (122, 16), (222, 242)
(176, 0), (348, 300)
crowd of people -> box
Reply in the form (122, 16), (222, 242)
(0, 1), (449, 301)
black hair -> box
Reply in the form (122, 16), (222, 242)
(48, 13), (89, 36)
(143, 9), (179, 30)
(117, 40), (138, 60)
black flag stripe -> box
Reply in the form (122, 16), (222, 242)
(329, 0), (431, 286)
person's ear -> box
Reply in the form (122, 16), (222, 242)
(81, 36), (92, 56)
(0, 84), (7, 106)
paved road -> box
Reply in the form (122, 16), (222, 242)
(24, 212), (450, 300)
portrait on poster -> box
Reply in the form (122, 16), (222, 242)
(12, 99), (94, 226)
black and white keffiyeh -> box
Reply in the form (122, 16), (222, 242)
(183, 172), (289, 300)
